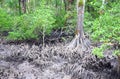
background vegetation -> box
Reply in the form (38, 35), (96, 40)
(0, 0), (120, 55)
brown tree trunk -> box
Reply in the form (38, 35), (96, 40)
(68, 0), (90, 52)
(21, 0), (26, 13)
(19, 0), (26, 14)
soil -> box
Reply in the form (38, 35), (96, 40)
(0, 43), (120, 79)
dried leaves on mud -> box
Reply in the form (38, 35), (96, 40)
(0, 43), (119, 79)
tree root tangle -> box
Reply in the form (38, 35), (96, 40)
(67, 34), (91, 53)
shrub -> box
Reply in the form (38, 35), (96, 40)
(91, 3), (120, 44)
(92, 44), (109, 58)
(91, 2), (120, 57)
(0, 8), (13, 33)
(7, 6), (56, 41)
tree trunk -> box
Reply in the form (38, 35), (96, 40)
(18, 0), (21, 14)
(19, 0), (26, 14)
(63, 0), (67, 11)
(68, 0), (90, 52)
(76, 0), (85, 38)
(21, 0), (26, 13)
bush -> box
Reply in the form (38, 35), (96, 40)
(7, 6), (56, 40)
(0, 8), (13, 33)
(92, 44), (109, 58)
(84, 12), (94, 33)
(91, 3), (120, 44)
(91, 2), (120, 57)
(54, 7), (66, 28)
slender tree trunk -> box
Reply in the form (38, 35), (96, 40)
(63, 0), (67, 11)
(19, 0), (26, 14)
(21, 0), (26, 13)
(68, 0), (90, 52)
(18, 0), (21, 14)
(76, 0), (85, 38)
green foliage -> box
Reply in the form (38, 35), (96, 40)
(91, 2), (120, 57)
(113, 50), (120, 56)
(86, 0), (102, 18)
(7, 15), (37, 40)
(0, 0), (19, 15)
(0, 0), (68, 41)
(34, 6), (56, 34)
(92, 44), (108, 58)
(54, 0), (67, 28)
(91, 3), (120, 44)
(78, 0), (84, 7)
(7, 6), (56, 40)
(0, 8), (13, 33)
(0, 0), (119, 44)
(54, 7), (66, 28)
(84, 12), (94, 33)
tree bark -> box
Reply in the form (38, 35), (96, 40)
(68, 0), (90, 52)
(21, 0), (26, 13)
(19, 0), (26, 14)
(76, 0), (85, 38)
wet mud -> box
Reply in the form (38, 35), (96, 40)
(0, 43), (119, 79)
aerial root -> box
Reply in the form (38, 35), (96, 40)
(67, 34), (91, 52)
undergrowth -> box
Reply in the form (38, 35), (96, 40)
(91, 2), (120, 57)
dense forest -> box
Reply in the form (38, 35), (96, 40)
(0, 0), (120, 79)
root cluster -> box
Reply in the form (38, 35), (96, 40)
(0, 44), (119, 79)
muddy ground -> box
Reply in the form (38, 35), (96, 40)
(0, 43), (120, 79)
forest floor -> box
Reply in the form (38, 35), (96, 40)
(0, 40), (120, 79)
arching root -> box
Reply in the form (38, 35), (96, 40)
(67, 34), (91, 52)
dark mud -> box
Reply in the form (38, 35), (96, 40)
(0, 43), (120, 79)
